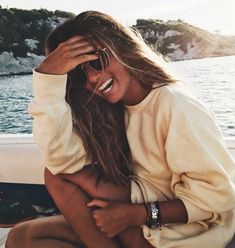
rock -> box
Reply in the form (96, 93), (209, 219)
(0, 8), (70, 75)
(136, 20), (235, 61)
(25, 39), (39, 51)
(0, 52), (44, 76)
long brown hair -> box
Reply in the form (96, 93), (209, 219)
(67, 88), (131, 186)
(45, 11), (176, 186)
(72, 11), (177, 89)
(45, 14), (132, 186)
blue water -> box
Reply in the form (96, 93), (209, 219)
(170, 55), (235, 137)
(0, 75), (33, 133)
(0, 56), (234, 136)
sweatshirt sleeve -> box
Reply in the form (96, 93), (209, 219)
(28, 70), (90, 175)
(163, 86), (235, 223)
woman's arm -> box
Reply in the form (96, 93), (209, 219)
(29, 36), (98, 174)
(87, 86), (235, 237)
(29, 70), (89, 174)
(164, 86), (235, 223)
(87, 198), (188, 238)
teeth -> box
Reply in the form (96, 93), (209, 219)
(98, 78), (113, 91)
(103, 84), (113, 93)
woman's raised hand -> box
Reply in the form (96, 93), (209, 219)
(36, 36), (98, 75)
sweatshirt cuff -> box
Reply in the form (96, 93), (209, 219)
(181, 198), (213, 223)
(33, 69), (67, 104)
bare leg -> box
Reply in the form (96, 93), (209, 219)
(6, 215), (84, 248)
(57, 165), (130, 202)
(118, 226), (154, 248)
(45, 168), (121, 248)
(45, 167), (154, 248)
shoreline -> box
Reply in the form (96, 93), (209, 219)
(1, 55), (234, 77)
(0, 72), (33, 77)
(0, 51), (44, 77)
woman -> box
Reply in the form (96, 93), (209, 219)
(6, 11), (235, 248)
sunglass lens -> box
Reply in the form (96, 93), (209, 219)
(89, 49), (109, 71)
(89, 58), (102, 71)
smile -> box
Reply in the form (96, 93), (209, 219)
(98, 78), (113, 93)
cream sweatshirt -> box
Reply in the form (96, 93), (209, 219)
(29, 70), (235, 248)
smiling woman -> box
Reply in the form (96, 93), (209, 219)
(3, 10), (235, 248)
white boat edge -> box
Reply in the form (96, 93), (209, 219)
(0, 134), (45, 184)
(0, 133), (235, 185)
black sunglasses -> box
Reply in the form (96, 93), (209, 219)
(69, 48), (109, 89)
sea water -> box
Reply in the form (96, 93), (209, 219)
(0, 55), (234, 137)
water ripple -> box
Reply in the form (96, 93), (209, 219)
(0, 56), (235, 137)
(170, 56), (235, 137)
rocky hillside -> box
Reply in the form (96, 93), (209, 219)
(0, 8), (235, 75)
(135, 19), (235, 61)
(0, 8), (73, 75)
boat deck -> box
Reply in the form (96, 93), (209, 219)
(0, 228), (10, 247)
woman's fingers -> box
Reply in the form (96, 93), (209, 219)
(62, 36), (96, 52)
(68, 45), (96, 59)
(87, 199), (109, 208)
(72, 54), (98, 66)
(59, 37), (98, 63)
(59, 41), (94, 57)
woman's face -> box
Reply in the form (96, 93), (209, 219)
(83, 52), (147, 105)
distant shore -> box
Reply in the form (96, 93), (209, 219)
(1, 54), (235, 77)
(0, 72), (33, 77)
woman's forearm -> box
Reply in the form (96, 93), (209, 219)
(130, 199), (188, 227)
(158, 199), (188, 224)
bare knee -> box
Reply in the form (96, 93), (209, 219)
(45, 166), (130, 202)
(44, 168), (60, 188)
(44, 168), (67, 196)
(6, 222), (33, 248)
(44, 167), (86, 191)
(44, 167), (96, 198)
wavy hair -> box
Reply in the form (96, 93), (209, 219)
(45, 11), (176, 186)
(73, 11), (177, 89)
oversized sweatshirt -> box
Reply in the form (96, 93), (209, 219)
(29, 70), (235, 248)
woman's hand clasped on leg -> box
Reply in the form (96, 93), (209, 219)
(87, 199), (147, 238)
